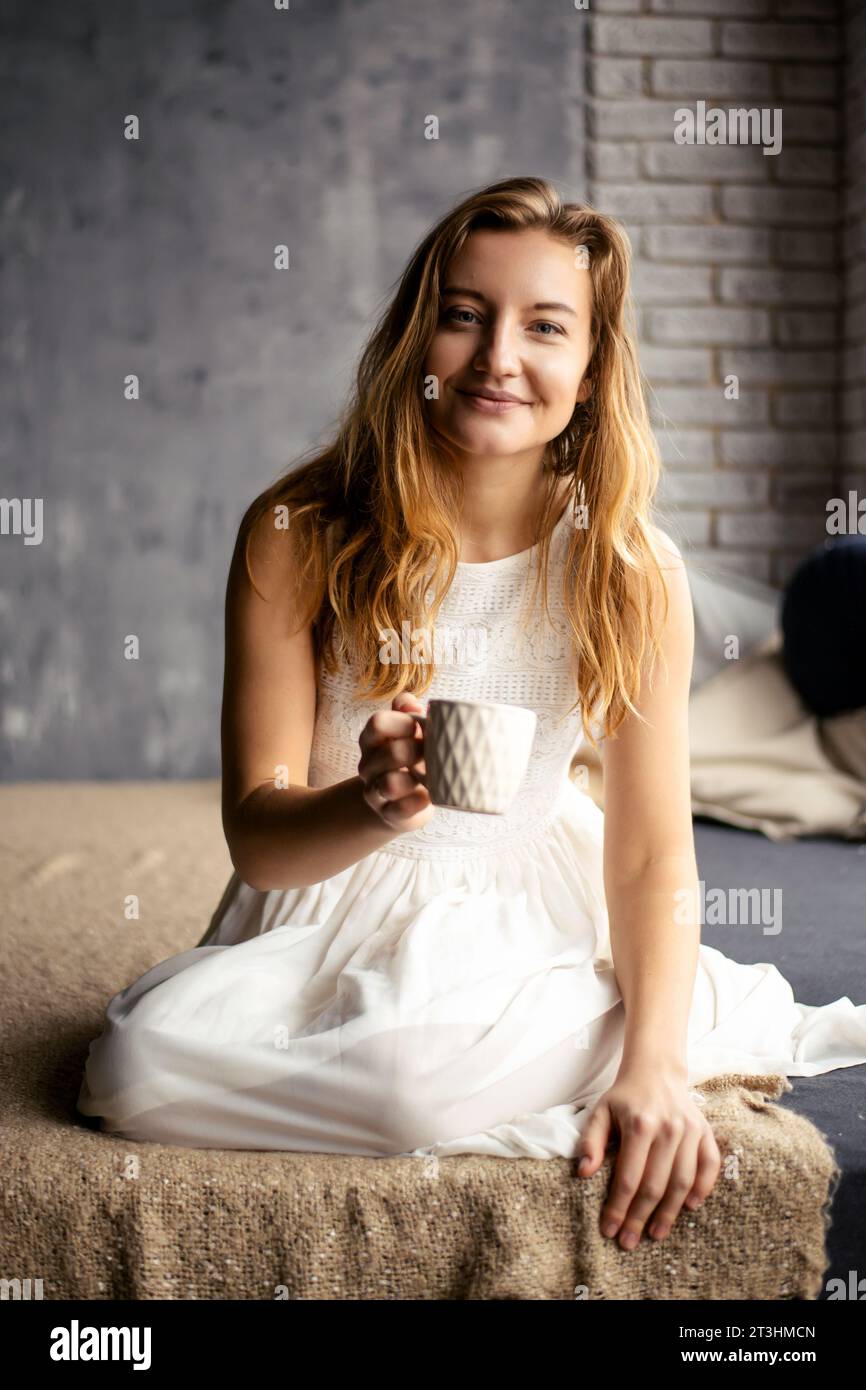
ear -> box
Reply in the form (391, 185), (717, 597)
(576, 375), (593, 405)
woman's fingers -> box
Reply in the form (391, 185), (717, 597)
(358, 707), (424, 759)
(576, 1100), (612, 1178)
(646, 1123), (721, 1240)
(579, 1078), (722, 1251)
(614, 1120), (693, 1249)
(643, 1126), (703, 1242)
(361, 768), (431, 830)
(683, 1125), (722, 1210)
(598, 1114), (656, 1246)
(368, 768), (423, 803)
(603, 1120), (720, 1250)
(357, 697), (432, 829)
(360, 736), (426, 782)
(358, 706), (427, 792)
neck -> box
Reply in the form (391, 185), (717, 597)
(455, 459), (571, 563)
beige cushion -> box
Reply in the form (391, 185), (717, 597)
(572, 635), (866, 843)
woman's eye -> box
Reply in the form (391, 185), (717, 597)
(443, 308), (480, 325)
(441, 309), (563, 335)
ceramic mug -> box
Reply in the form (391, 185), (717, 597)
(412, 698), (538, 815)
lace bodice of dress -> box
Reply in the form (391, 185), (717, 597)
(306, 506), (594, 860)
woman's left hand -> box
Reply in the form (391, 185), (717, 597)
(576, 1061), (722, 1250)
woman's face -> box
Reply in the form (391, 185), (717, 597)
(423, 227), (594, 468)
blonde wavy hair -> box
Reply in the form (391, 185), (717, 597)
(241, 175), (672, 750)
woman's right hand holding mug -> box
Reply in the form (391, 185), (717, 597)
(358, 692), (434, 832)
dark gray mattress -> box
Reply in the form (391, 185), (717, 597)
(693, 819), (866, 1295)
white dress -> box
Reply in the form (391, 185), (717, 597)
(77, 507), (866, 1157)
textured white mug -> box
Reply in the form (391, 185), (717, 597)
(413, 698), (538, 815)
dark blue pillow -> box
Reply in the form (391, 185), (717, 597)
(781, 536), (866, 718)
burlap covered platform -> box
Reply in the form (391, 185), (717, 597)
(0, 781), (840, 1300)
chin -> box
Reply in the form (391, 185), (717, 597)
(428, 413), (534, 459)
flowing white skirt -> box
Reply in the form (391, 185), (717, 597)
(77, 781), (866, 1157)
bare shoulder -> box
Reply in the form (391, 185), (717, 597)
(643, 524), (694, 685)
(237, 494), (295, 584)
(229, 491), (319, 614)
(646, 523), (691, 625)
(221, 491), (321, 820)
(647, 522), (686, 572)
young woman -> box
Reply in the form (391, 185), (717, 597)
(78, 177), (866, 1253)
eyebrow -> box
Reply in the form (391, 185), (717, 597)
(440, 285), (578, 318)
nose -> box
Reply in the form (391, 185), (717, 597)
(471, 313), (523, 378)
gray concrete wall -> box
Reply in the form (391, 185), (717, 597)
(0, 0), (587, 779)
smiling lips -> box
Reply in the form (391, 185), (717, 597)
(456, 388), (530, 413)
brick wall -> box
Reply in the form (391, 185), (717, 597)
(586, 0), (859, 587)
(842, 0), (866, 505)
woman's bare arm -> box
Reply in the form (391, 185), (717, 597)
(575, 527), (720, 1254)
(220, 503), (409, 891)
(600, 526), (699, 1070)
